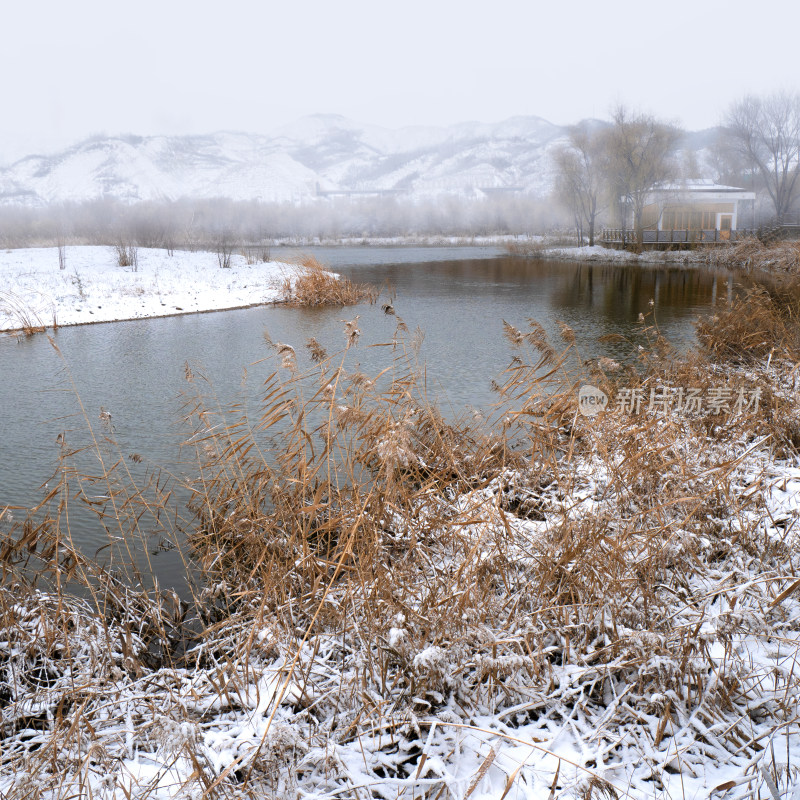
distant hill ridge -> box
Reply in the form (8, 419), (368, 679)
(0, 114), (718, 206)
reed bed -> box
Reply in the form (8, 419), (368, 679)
(707, 237), (800, 273)
(280, 255), (378, 307)
(696, 282), (800, 365)
(505, 233), (581, 257)
(0, 286), (799, 799)
(0, 290), (49, 335)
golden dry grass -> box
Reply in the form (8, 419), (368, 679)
(707, 236), (800, 272)
(696, 280), (800, 364)
(280, 254), (378, 306)
(0, 290), (799, 797)
(0, 290), (48, 335)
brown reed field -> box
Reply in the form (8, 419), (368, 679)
(707, 237), (800, 274)
(0, 281), (799, 798)
(280, 254), (379, 307)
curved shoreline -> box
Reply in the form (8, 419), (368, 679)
(0, 245), (298, 334)
(0, 298), (292, 336)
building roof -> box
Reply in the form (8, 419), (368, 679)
(646, 179), (755, 203)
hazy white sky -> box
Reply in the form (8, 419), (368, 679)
(1, 0), (797, 164)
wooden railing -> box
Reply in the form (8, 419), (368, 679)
(601, 229), (757, 245)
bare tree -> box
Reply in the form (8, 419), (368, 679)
(606, 106), (682, 249)
(723, 92), (800, 222)
(56, 231), (67, 270)
(215, 231), (234, 268)
(114, 242), (139, 271)
(554, 122), (608, 246)
(55, 210), (70, 269)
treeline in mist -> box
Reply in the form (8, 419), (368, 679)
(0, 193), (568, 249)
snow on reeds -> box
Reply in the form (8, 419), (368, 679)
(0, 289), (50, 335)
(707, 237), (800, 273)
(1, 284), (800, 798)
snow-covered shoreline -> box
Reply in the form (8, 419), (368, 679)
(512, 243), (706, 264)
(0, 243), (706, 338)
(2, 246), (799, 799)
(3, 366), (800, 799)
(0, 246), (297, 332)
(267, 234), (529, 247)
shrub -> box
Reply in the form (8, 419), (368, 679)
(216, 234), (234, 268)
(242, 245), (271, 265)
(114, 242), (139, 270)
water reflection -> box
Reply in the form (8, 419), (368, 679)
(0, 250), (738, 587)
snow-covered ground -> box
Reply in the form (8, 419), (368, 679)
(530, 244), (705, 264)
(271, 234), (536, 247)
(0, 246), (295, 331)
(3, 427), (799, 799)
(2, 245), (798, 799)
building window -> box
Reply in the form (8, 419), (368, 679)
(662, 208), (722, 230)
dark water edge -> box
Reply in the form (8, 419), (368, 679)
(0, 249), (739, 590)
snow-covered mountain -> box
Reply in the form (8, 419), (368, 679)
(0, 115), (719, 207)
(0, 114), (570, 206)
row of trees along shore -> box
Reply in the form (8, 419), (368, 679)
(556, 93), (800, 248)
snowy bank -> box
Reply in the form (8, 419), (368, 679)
(270, 233), (532, 247)
(0, 246), (297, 331)
(1, 265), (799, 799)
(3, 344), (800, 798)
(517, 244), (704, 264)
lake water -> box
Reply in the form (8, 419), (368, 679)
(0, 248), (735, 589)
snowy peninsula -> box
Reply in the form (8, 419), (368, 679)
(0, 246), (295, 332)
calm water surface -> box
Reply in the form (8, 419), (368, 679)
(0, 248), (735, 588)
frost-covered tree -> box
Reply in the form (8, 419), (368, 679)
(554, 122), (608, 246)
(606, 106), (682, 250)
(723, 92), (800, 222)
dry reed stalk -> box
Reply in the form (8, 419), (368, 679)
(0, 296), (799, 798)
(0, 290), (47, 335)
(280, 255), (378, 307)
(708, 237), (800, 273)
(697, 282), (800, 363)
